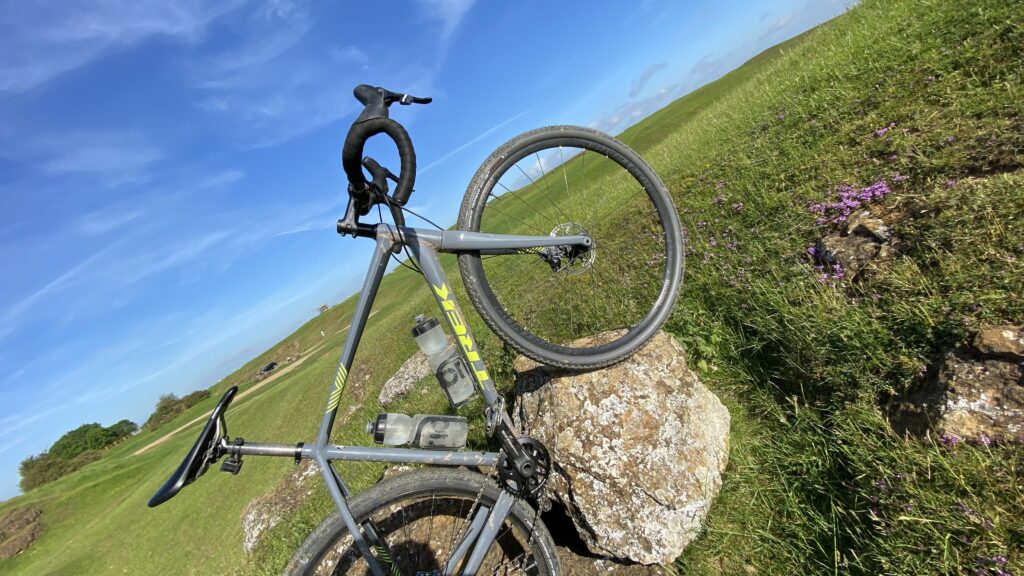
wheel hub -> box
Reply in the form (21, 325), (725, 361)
(540, 222), (594, 274)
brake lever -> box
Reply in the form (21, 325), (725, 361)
(387, 90), (428, 105)
(362, 156), (396, 195)
(397, 93), (432, 105)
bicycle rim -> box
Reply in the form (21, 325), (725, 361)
(296, 470), (557, 575)
(459, 126), (683, 369)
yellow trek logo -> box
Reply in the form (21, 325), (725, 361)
(432, 282), (490, 390)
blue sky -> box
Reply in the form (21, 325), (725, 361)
(0, 0), (850, 500)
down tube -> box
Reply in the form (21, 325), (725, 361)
(412, 244), (501, 407)
(315, 236), (392, 449)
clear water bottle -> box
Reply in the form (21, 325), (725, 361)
(412, 314), (475, 408)
(366, 413), (468, 450)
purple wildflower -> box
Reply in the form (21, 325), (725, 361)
(903, 503), (914, 512)
(945, 178), (958, 188)
(941, 433), (962, 446)
(726, 241), (738, 250)
(918, 364), (928, 376)
(697, 220), (707, 229)
(874, 122), (896, 138)
(956, 500), (975, 516)
(808, 180), (892, 226)
(992, 557), (1008, 566)
(977, 434), (993, 447)
(777, 112), (785, 121)
(807, 245), (818, 258)
(892, 173), (909, 182)
(708, 237), (717, 247)
(888, 153), (899, 161)
(927, 75), (936, 82)
(731, 202), (744, 212)
(814, 262), (844, 285)
(715, 180), (726, 190)
(713, 194), (726, 205)
(875, 479), (889, 492)
(944, 135), (956, 144)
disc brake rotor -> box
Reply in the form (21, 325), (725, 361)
(540, 222), (594, 275)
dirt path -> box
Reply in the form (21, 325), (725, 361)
(131, 342), (325, 457)
(131, 309), (379, 458)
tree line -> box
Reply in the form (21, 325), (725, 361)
(18, 420), (138, 491)
(18, 388), (212, 492)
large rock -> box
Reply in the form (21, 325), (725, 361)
(378, 350), (431, 406)
(819, 209), (895, 279)
(0, 506), (43, 559)
(889, 324), (1024, 440)
(555, 545), (665, 575)
(974, 325), (1024, 361)
(241, 460), (319, 553)
(513, 331), (730, 565)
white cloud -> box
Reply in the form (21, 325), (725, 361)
(193, 0), (313, 88)
(417, 0), (476, 40)
(629, 62), (668, 98)
(0, 0), (245, 94)
(588, 82), (685, 135)
(0, 229), (232, 340)
(419, 107), (532, 174)
(330, 46), (369, 67)
(758, 13), (798, 41)
(78, 206), (145, 236)
(200, 169), (245, 188)
(0, 436), (26, 456)
(43, 139), (161, 177)
(187, 2), (423, 148)
(416, 0), (476, 67)
(0, 244), (118, 339)
(0, 131), (162, 189)
(689, 52), (733, 81)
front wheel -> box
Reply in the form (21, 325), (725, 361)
(284, 468), (559, 575)
(458, 126), (684, 369)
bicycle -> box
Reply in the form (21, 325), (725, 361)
(148, 84), (685, 575)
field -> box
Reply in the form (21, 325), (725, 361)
(2, 0), (1022, 573)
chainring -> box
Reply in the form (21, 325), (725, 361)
(496, 436), (551, 498)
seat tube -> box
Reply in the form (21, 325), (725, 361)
(411, 243), (501, 407)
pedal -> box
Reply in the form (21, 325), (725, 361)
(220, 455), (243, 475)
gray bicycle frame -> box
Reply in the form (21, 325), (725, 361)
(233, 223), (589, 576)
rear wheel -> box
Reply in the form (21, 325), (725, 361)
(285, 468), (558, 575)
(458, 126), (684, 369)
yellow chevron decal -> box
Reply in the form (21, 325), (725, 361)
(375, 545), (400, 575)
(325, 363), (348, 413)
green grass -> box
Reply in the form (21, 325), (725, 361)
(3, 0), (1023, 574)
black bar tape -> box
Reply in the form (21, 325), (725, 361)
(341, 117), (416, 205)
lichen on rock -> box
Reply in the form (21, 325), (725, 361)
(513, 330), (730, 565)
(889, 324), (1024, 440)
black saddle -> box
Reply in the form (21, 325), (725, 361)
(148, 386), (237, 507)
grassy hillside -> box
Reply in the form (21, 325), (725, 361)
(3, 0), (1023, 573)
